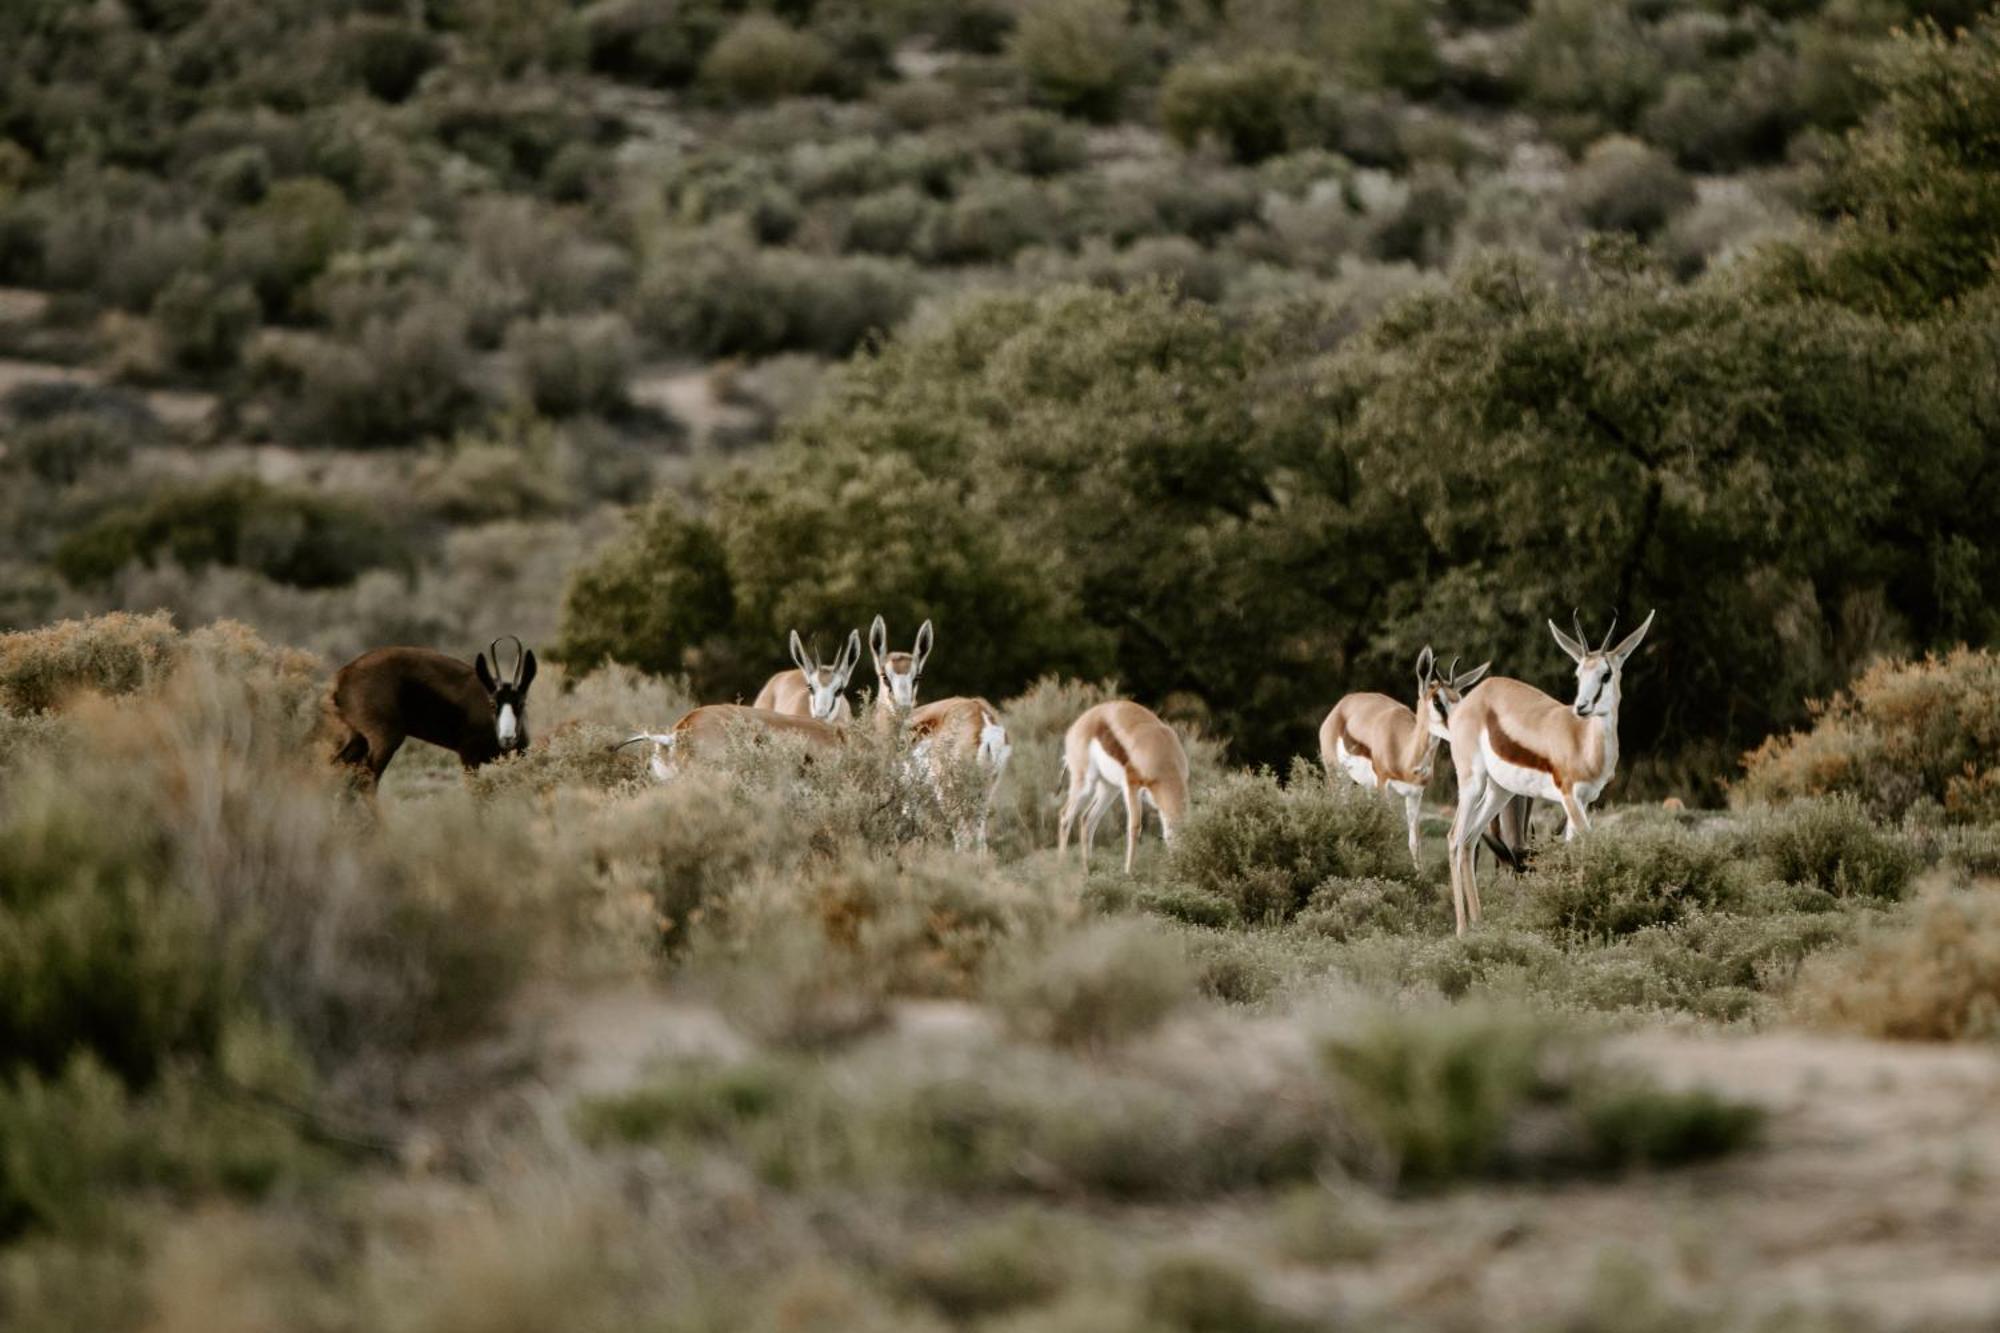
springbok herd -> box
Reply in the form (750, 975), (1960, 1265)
(326, 611), (1654, 936)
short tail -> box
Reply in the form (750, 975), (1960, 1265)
(978, 718), (1011, 771)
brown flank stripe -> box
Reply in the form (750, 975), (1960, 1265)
(1485, 715), (1556, 777)
(1091, 718), (1131, 770)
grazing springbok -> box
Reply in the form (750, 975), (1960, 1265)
(1445, 610), (1657, 936)
(327, 637), (537, 789)
(617, 704), (841, 782)
(753, 629), (861, 723)
(1320, 647), (1490, 867)
(1057, 700), (1189, 873)
(868, 615), (1010, 849)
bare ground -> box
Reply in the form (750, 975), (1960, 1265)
(526, 987), (2000, 1328)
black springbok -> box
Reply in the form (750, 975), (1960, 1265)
(327, 637), (537, 788)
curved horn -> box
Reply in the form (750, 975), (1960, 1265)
(491, 635), (527, 685)
(1446, 655), (1460, 682)
(1597, 612), (1618, 655)
(1571, 608), (1587, 652)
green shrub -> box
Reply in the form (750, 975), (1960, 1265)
(150, 271), (261, 374)
(339, 17), (441, 102)
(1519, 822), (1744, 940)
(1565, 135), (1695, 238)
(52, 476), (406, 590)
(920, 173), (1061, 265)
(1160, 53), (1335, 165)
(583, 0), (732, 87)
(503, 313), (636, 417)
(3, 413), (133, 486)
(1296, 875), (1449, 941)
(1011, 0), (1143, 121)
(894, 1209), (1078, 1319)
(1579, 1075), (1764, 1169)
(841, 184), (935, 256)
(217, 176), (354, 319)
(994, 919), (1194, 1049)
(1511, 0), (1663, 138)
(1741, 796), (1917, 902)
(1141, 1251), (1300, 1333)
(636, 234), (923, 358)
(251, 303), (483, 446)
(1738, 648), (2000, 823)
(1169, 763), (1411, 923)
(554, 496), (736, 688)
(699, 15), (838, 105)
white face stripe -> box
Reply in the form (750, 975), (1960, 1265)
(497, 703), (519, 745)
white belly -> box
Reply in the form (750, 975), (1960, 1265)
(1334, 739), (1380, 790)
(1087, 738), (1129, 789)
(1479, 735), (1564, 802)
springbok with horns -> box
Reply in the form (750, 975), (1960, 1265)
(1057, 700), (1189, 874)
(1320, 647), (1490, 867)
(754, 629), (862, 723)
(327, 637), (537, 789)
(616, 704), (841, 782)
(1445, 610), (1657, 936)
(869, 615), (1011, 850)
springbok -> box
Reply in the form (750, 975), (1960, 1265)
(617, 704), (841, 782)
(327, 637), (537, 789)
(869, 615), (1010, 850)
(753, 629), (861, 723)
(1444, 610), (1657, 936)
(1057, 700), (1189, 873)
(1320, 647), (1490, 867)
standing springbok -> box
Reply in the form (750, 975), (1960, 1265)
(1057, 700), (1189, 874)
(1320, 647), (1490, 867)
(753, 629), (861, 723)
(1445, 610), (1656, 936)
(617, 704), (842, 782)
(869, 615), (1011, 850)
(327, 637), (537, 789)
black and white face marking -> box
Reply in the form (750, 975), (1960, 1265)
(1572, 656), (1614, 717)
(869, 616), (931, 711)
(476, 639), (538, 754)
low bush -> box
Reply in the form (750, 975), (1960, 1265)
(1740, 796), (1917, 902)
(1011, 0), (1143, 122)
(249, 304), (485, 448)
(993, 918), (1194, 1049)
(3, 413), (133, 487)
(1792, 891), (2000, 1040)
(893, 1209), (1080, 1320)
(636, 234), (923, 358)
(1737, 648), (2000, 823)
(1296, 875), (1449, 941)
(1517, 822), (1744, 940)
(1159, 54), (1335, 165)
(150, 272), (262, 375)
(699, 15), (839, 105)
(1325, 1006), (1760, 1188)
(1168, 763), (1411, 923)
(52, 477), (406, 591)
(1565, 135), (1695, 238)
(503, 313), (636, 418)
(0, 611), (182, 713)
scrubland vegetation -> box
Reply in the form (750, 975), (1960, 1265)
(4, 0), (2000, 1326)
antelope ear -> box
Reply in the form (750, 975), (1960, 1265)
(1609, 609), (1657, 664)
(789, 629), (814, 674)
(869, 615), (888, 668)
(838, 629), (862, 678)
(1548, 619), (1586, 663)
(913, 619), (934, 672)
(1414, 645), (1434, 685)
(1453, 660), (1492, 691)
(519, 649), (537, 691)
(475, 652), (498, 693)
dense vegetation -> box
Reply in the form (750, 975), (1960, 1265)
(1, 0), (1995, 797)
(2, 2), (2000, 1325)
(5, 613), (1999, 1329)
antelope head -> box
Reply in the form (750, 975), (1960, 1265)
(1415, 646), (1491, 741)
(790, 628), (862, 722)
(869, 615), (931, 711)
(475, 635), (538, 754)
(1548, 609), (1655, 719)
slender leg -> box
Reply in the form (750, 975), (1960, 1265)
(1447, 775), (1486, 938)
(1558, 788), (1590, 841)
(1079, 781), (1116, 868)
(1122, 779), (1143, 874)
(1057, 765), (1087, 855)
(1461, 785), (1512, 927)
(1405, 789), (1423, 868)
